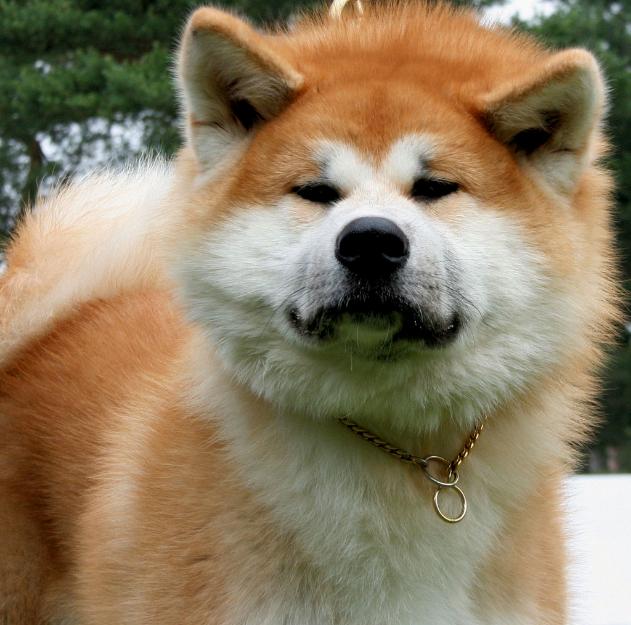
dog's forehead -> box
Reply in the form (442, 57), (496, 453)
(254, 76), (479, 156)
(228, 80), (512, 209)
(313, 135), (436, 189)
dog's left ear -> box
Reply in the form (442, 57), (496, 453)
(177, 8), (303, 171)
(481, 49), (606, 192)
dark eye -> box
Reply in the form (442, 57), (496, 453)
(292, 183), (341, 205)
(411, 178), (459, 201)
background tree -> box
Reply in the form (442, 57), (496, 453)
(0, 0), (320, 238)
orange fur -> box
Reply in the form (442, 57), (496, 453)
(0, 2), (619, 624)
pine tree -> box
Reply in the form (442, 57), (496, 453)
(0, 0), (317, 238)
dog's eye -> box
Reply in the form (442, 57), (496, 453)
(411, 178), (459, 201)
(292, 183), (341, 205)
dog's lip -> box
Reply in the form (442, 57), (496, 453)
(288, 300), (460, 348)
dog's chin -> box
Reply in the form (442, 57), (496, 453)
(288, 298), (461, 358)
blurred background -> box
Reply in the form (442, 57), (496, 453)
(0, 1), (629, 622)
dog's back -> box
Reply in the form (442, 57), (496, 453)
(0, 160), (186, 621)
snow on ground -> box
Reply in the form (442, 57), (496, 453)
(567, 475), (631, 625)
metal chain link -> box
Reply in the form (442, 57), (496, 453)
(337, 417), (429, 468)
(338, 415), (488, 523)
(449, 420), (486, 475)
(338, 416), (487, 475)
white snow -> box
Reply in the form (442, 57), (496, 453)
(567, 475), (631, 625)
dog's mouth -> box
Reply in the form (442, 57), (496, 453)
(288, 294), (460, 349)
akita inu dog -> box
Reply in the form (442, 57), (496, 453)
(0, 1), (618, 624)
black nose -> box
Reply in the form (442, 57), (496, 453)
(335, 217), (409, 277)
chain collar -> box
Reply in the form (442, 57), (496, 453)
(338, 417), (487, 523)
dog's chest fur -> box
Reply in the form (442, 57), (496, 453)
(143, 363), (557, 625)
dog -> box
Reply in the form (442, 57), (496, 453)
(0, 1), (618, 623)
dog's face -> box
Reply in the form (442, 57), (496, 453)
(174, 6), (610, 430)
(281, 136), (468, 352)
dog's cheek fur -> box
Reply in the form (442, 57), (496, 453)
(173, 185), (580, 435)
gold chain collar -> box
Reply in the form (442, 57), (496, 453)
(338, 417), (487, 523)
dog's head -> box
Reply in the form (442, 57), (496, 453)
(173, 3), (614, 430)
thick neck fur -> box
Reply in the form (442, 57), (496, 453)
(185, 337), (571, 625)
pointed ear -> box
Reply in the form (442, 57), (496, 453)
(481, 49), (606, 191)
(177, 8), (304, 171)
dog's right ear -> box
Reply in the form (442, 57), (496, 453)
(177, 8), (303, 171)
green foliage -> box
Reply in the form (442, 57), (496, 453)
(0, 0), (325, 233)
(0, 0), (193, 231)
(594, 336), (631, 471)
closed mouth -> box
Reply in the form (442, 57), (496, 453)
(288, 295), (460, 348)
